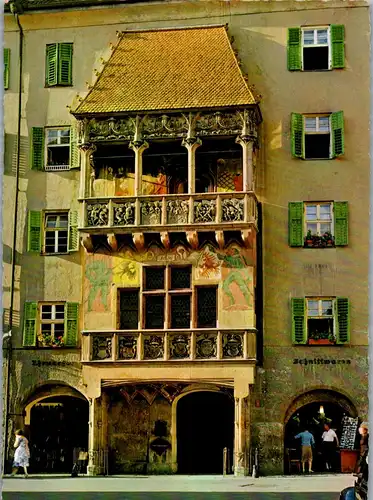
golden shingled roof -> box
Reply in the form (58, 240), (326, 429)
(74, 25), (256, 115)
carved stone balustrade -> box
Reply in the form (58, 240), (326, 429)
(80, 192), (258, 235)
(81, 329), (257, 363)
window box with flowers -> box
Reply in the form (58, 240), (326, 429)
(304, 230), (335, 248)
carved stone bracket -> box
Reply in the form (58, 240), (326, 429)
(107, 233), (118, 252)
(82, 233), (94, 253)
(186, 231), (199, 250)
(215, 230), (225, 250)
(160, 231), (170, 250)
(133, 232), (145, 251)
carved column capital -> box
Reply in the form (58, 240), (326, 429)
(129, 140), (149, 154)
(79, 142), (97, 154)
(235, 135), (255, 147)
(182, 136), (202, 150)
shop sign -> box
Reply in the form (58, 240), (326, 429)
(293, 358), (351, 366)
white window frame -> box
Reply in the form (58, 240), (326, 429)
(45, 127), (70, 171)
(306, 297), (336, 340)
(301, 26), (331, 71)
(38, 302), (65, 346)
(303, 114), (332, 159)
(44, 211), (69, 254)
(304, 202), (334, 236)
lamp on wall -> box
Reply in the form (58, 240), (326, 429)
(319, 405), (325, 416)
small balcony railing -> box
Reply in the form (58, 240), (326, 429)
(79, 192), (258, 232)
(81, 328), (257, 363)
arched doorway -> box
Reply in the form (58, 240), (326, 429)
(284, 390), (358, 474)
(29, 395), (89, 473)
(176, 391), (234, 474)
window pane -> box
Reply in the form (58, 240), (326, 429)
(317, 29), (328, 44)
(145, 295), (164, 329)
(41, 323), (52, 334)
(308, 318), (334, 339)
(54, 323), (65, 338)
(59, 129), (70, 144)
(305, 205), (317, 219)
(45, 231), (56, 253)
(318, 117), (330, 132)
(119, 290), (139, 329)
(303, 30), (315, 45)
(55, 305), (65, 319)
(46, 215), (58, 228)
(170, 295), (190, 329)
(306, 223), (317, 233)
(304, 133), (330, 159)
(58, 215), (69, 227)
(41, 305), (52, 319)
(197, 287), (217, 328)
(171, 267), (191, 289)
(305, 117), (317, 132)
(307, 300), (319, 316)
(47, 145), (70, 167)
(322, 300), (333, 316)
(56, 231), (68, 252)
(320, 223), (332, 234)
(319, 204), (331, 218)
(144, 267), (165, 290)
(47, 129), (58, 145)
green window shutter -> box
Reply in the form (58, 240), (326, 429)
(31, 127), (45, 171)
(335, 297), (350, 344)
(58, 43), (73, 86)
(68, 210), (79, 252)
(64, 302), (79, 346)
(46, 43), (58, 86)
(27, 211), (42, 253)
(287, 28), (301, 71)
(4, 48), (10, 90)
(288, 202), (304, 247)
(23, 302), (37, 347)
(291, 298), (306, 344)
(334, 201), (348, 246)
(291, 113), (304, 158)
(331, 111), (344, 157)
(69, 123), (80, 169)
(331, 25), (345, 69)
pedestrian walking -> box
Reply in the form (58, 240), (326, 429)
(11, 429), (30, 478)
(356, 422), (369, 474)
(321, 423), (339, 472)
(295, 428), (315, 473)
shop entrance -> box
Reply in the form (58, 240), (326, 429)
(29, 396), (89, 473)
(284, 390), (358, 474)
(176, 391), (234, 474)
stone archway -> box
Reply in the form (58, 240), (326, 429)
(23, 384), (89, 474)
(175, 390), (234, 474)
(284, 389), (358, 474)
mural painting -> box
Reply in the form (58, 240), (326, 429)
(220, 248), (253, 311)
(84, 254), (112, 312)
(112, 255), (140, 286)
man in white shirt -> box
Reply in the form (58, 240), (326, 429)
(322, 423), (339, 471)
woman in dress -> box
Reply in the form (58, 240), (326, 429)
(11, 429), (30, 477)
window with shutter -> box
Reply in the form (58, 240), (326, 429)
(331, 111), (344, 157)
(45, 43), (73, 87)
(64, 302), (79, 346)
(31, 127), (45, 171)
(44, 212), (69, 253)
(27, 211), (42, 253)
(291, 113), (304, 158)
(336, 297), (350, 344)
(331, 25), (345, 69)
(334, 201), (348, 246)
(4, 48), (10, 90)
(23, 302), (37, 347)
(68, 210), (79, 252)
(46, 127), (70, 171)
(291, 298), (306, 344)
(70, 123), (80, 169)
(287, 28), (301, 71)
(288, 202), (304, 247)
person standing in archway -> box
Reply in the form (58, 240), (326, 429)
(295, 428), (315, 473)
(11, 429), (30, 478)
(321, 423), (339, 472)
(356, 422), (369, 474)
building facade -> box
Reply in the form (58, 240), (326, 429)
(3, 0), (369, 476)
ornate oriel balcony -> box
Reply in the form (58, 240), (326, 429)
(81, 328), (257, 363)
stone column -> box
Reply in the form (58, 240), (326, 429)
(234, 391), (250, 476)
(129, 140), (149, 196)
(235, 136), (255, 192)
(182, 137), (201, 194)
(87, 397), (99, 476)
(79, 143), (97, 199)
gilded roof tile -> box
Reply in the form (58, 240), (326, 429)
(74, 26), (256, 115)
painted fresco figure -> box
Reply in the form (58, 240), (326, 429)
(217, 248), (252, 307)
(295, 428), (315, 473)
(11, 429), (30, 478)
(85, 260), (111, 311)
